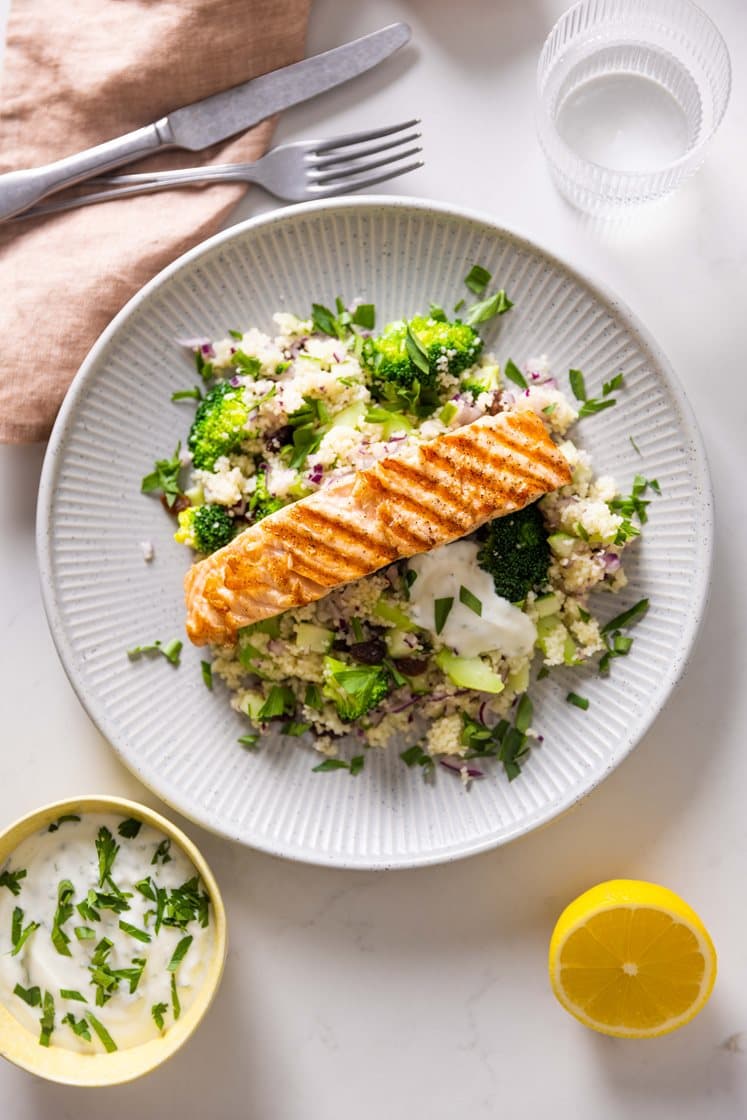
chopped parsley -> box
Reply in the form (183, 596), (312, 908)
(51, 879), (75, 957)
(400, 744), (435, 772)
(0, 868), (26, 896)
(60, 989), (87, 1002)
(48, 815), (81, 833)
(38, 991), (55, 1047)
(171, 974), (181, 1021)
(140, 443), (183, 508)
(11, 906), (40, 956)
(504, 358), (528, 389)
(434, 596), (454, 635)
(152, 1001), (168, 1031)
(151, 838), (172, 866)
(312, 756), (365, 775)
(352, 303), (375, 330)
(464, 288), (513, 326)
(405, 323), (430, 376)
(127, 638), (183, 666)
(569, 367), (622, 418)
(464, 264), (492, 296)
(459, 695), (535, 781)
(87, 1012), (117, 1053)
(95, 827), (119, 888)
(257, 685), (295, 721)
(232, 351), (262, 376)
(304, 683), (323, 710)
(119, 919), (152, 944)
(117, 817), (142, 839)
(167, 934), (193, 971)
(238, 733), (260, 748)
(629, 435), (642, 455)
(201, 660), (213, 690)
(62, 1013), (91, 1041)
(13, 983), (41, 1007)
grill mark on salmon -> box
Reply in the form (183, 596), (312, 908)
(184, 409), (571, 646)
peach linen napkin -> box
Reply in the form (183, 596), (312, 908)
(0, 0), (311, 442)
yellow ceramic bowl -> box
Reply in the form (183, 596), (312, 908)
(0, 796), (227, 1086)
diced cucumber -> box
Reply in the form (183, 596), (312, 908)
(507, 663), (530, 693)
(535, 614), (562, 640)
(331, 400), (366, 429)
(294, 622), (333, 654)
(439, 401), (459, 425)
(373, 599), (418, 631)
(534, 592), (562, 618)
(548, 532), (576, 559)
(563, 633), (579, 666)
(241, 616), (282, 638)
(240, 691), (265, 720)
(435, 650), (504, 694)
(385, 628), (414, 659)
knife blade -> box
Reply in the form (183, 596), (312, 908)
(166, 22), (412, 150)
(0, 22), (411, 222)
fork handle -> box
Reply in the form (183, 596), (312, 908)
(0, 119), (172, 221)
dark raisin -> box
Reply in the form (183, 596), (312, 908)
(265, 424), (294, 452)
(161, 493), (190, 516)
(393, 657), (429, 676)
(348, 638), (387, 665)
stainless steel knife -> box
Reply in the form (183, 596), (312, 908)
(0, 22), (411, 222)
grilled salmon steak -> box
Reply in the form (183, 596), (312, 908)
(184, 409), (571, 646)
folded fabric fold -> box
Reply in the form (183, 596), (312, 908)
(0, 0), (311, 443)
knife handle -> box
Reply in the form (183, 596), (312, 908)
(0, 118), (173, 222)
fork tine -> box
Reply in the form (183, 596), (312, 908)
(312, 131), (421, 170)
(311, 146), (423, 186)
(312, 120), (420, 155)
(310, 159), (424, 199)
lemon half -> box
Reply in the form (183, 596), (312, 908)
(548, 879), (717, 1039)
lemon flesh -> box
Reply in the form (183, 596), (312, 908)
(548, 879), (717, 1038)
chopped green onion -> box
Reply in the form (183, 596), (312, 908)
(601, 598), (649, 634)
(12, 907), (40, 956)
(566, 692), (590, 710)
(459, 586), (482, 616)
(434, 597), (454, 635)
(75, 926), (96, 940)
(63, 1013), (91, 1041)
(171, 386), (203, 402)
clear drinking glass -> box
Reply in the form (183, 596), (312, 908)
(536, 0), (731, 215)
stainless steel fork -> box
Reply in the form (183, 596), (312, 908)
(17, 121), (424, 220)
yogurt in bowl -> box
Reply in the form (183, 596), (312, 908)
(0, 797), (226, 1086)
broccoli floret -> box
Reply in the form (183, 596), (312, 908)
(476, 503), (551, 603)
(367, 315), (483, 392)
(188, 381), (251, 470)
(174, 504), (237, 553)
(322, 657), (391, 722)
(250, 467), (285, 522)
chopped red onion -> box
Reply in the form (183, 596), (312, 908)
(308, 463), (324, 485)
(229, 375), (241, 387)
(603, 552), (622, 573)
(175, 335), (211, 351)
(439, 759), (484, 779)
(478, 700), (489, 724)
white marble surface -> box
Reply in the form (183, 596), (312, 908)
(2, 0), (747, 1115)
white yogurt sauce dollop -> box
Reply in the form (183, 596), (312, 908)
(0, 813), (215, 1054)
(407, 540), (537, 657)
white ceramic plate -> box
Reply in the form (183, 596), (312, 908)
(37, 198), (712, 869)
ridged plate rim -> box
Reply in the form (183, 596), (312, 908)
(36, 196), (713, 869)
